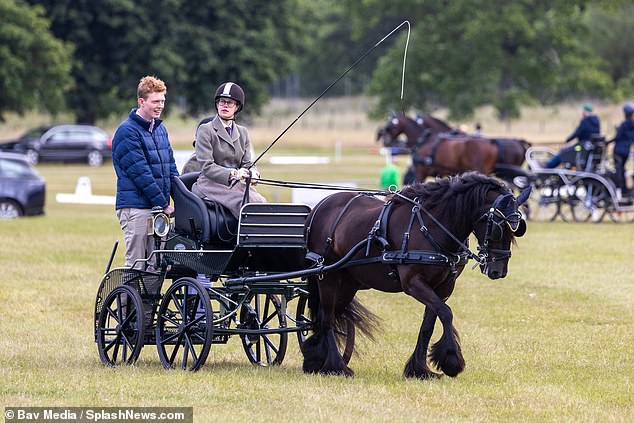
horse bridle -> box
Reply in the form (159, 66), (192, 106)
(392, 189), (522, 269)
(476, 193), (523, 266)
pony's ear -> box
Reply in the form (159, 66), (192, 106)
(516, 186), (532, 206)
(390, 110), (397, 118)
(415, 111), (424, 126)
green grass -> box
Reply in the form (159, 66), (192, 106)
(1, 153), (633, 423)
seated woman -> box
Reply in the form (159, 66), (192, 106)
(191, 82), (266, 219)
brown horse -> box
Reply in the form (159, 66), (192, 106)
(301, 172), (529, 378)
(377, 113), (531, 183)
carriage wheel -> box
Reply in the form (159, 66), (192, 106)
(569, 179), (609, 223)
(155, 277), (213, 371)
(607, 203), (634, 223)
(295, 295), (356, 365)
(96, 285), (145, 367)
(239, 293), (288, 366)
(526, 182), (560, 222)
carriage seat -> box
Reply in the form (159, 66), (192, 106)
(171, 173), (237, 245)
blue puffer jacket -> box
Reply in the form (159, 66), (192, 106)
(112, 109), (179, 209)
(566, 115), (601, 143)
(613, 120), (634, 157)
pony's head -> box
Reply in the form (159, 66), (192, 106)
(377, 113), (415, 148)
(472, 184), (530, 279)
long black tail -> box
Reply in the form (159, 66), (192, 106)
(306, 275), (381, 344)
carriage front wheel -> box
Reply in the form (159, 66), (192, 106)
(96, 284), (145, 367)
(155, 277), (213, 371)
(295, 295), (356, 365)
(239, 293), (288, 366)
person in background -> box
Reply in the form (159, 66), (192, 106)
(543, 104), (601, 168)
(611, 103), (634, 200)
(192, 82), (266, 219)
(380, 161), (400, 189)
(111, 75), (179, 270)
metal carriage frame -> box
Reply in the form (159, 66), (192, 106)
(94, 202), (323, 371)
(524, 139), (634, 223)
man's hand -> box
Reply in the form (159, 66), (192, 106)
(164, 204), (175, 216)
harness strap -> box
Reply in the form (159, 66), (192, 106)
(366, 200), (393, 255)
(325, 193), (368, 254)
(336, 250), (469, 269)
(399, 205), (418, 253)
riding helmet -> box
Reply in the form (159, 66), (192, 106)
(623, 103), (634, 115)
(215, 82), (245, 113)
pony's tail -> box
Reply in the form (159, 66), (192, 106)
(305, 275), (381, 344)
(334, 297), (381, 345)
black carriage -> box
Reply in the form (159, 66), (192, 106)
(525, 136), (634, 223)
(94, 173), (319, 371)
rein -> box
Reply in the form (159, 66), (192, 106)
(391, 191), (484, 266)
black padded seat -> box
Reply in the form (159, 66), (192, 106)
(171, 173), (237, 245)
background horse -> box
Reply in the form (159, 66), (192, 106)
(301, 172), (529, 378)
(377, 113), (531, 184)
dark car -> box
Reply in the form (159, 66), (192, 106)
(0, 124), (112, 166)
(0, 152), (46, 218)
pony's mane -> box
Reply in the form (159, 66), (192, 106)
(392, 172), (509, 228)
(421, 114), (453, 131)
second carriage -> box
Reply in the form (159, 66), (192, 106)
(524, 135), (634, 223)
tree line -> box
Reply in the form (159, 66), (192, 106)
(1, 0), (632, 124)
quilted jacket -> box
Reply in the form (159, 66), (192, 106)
(112, 109), (179, 209)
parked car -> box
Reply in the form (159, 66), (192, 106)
(0, 152), (46, 218)
(0, 124), (111, 166)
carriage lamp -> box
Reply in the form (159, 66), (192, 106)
(152, 212), (171, 237)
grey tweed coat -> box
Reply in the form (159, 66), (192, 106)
(192, 115), (266, 218)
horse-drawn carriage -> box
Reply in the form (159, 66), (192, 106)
(94, 171), (529, 378)
(524, 136), (634, 223)
(376, 113), (634, 223)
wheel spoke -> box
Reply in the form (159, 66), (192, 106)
(168, 333), (185, 364)
(184, 333), (199, 365)
(103, 333), (122, 353)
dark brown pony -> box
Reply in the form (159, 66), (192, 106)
(301, 172), (529, 378)
(377, 113), (531, 182)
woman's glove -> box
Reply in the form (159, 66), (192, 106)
(236, 168), (250, 182)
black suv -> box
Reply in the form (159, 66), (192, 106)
(0, 124), (111, 166)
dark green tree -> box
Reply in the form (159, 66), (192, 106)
(28, 0), (303, 123)
(349, 0), (614, 120)
(585, 3), (634, 100)
(0, 0), (72, 121)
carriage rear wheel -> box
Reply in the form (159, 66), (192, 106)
(96, 285), (145, 367)
(295, 295), (356, 365)
(569, 178), (609, 223)
(526, 180), (560, 222)
(607, 202), (634, 223)
(155, 277), (213, 371)
(239, 293), (288, 366)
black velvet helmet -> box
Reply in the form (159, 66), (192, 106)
(215, 82), (245, 113)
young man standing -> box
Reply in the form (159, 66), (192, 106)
(112, 75), (179, 270)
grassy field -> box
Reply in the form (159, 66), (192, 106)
(1, 158), (633, 422)
(1, 99), (633, 422)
